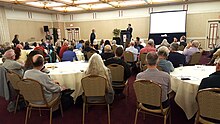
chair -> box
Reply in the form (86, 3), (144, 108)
(139, 53), (147, 71)
(18, 79), (63, 124)
(195, 88), (220, 124)
(6, 70), (22, 114)
(107, 64), (129, 100)
(124, 51), (135, 63)
(188, 52), (202, 65)
(81, 75), (110, 124)
(133, 80), (171, 124)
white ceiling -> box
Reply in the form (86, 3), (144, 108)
(0, 0), (218, 14)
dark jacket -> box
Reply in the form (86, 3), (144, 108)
(199, 71), (220, 90)
(168, 52), (186, 68)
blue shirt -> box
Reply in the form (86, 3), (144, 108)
(62, 50), (78, 62)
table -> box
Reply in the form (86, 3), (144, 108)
(170, 65), (215, 119)
(45, 61), (88, 101)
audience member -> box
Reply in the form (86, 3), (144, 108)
(84, 53), (114, 104)
(62, 46), (78, 62)
(168, 42), (186, 68)
(83, 41), (99, 61)
(157, 39), (170, 50)
(179, 35), (187, 47)
(2, 49), (23, 76)
(199, 58), (220, 90)
(134, 37), (144, 52)
(125, 40), (138, 61)
(55, 41), (62, 56)
(59, 41), (69, 58)
(136, 52), (171, 108)
(157, 46), (174, 74)
(100, 45), (115, 60)
(140, 39), (156, 54)
(23, 54), (62, 104)
(24, 50), (42, 71)
(23, 42), (32, 50)
(182, 40), (200, 63)
(76, 40), (84, 50)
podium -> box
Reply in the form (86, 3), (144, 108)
(120, 30), (128, 47)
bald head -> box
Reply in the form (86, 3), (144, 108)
(32, 54), (44, 67)
(3, 49), (15, 60)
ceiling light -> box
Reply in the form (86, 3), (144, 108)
(78, 3), (112, 10)
(52, 7), (84, 12)
(26, 1), (65, 8)
(110, 1), (147, 7)
(74, 0), (99, 4)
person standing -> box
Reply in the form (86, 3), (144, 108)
(90, 29), (96, 45)
(127, 24), (133, 42)
(12, 34), (20, 47)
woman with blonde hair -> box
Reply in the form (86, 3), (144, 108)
(84, 53), (114, 104)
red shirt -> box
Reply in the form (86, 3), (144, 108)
(59, 45), (68, 58)
(140, 46), (156, 54)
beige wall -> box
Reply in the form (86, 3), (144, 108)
(53, 22), (65, 38)
(8, 19), (52, 42)
(65, 17), (149, 40)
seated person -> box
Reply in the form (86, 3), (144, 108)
(84, 53), (114, 104)
(24, 50), (43, 71)
(136, 52), (171, 109)
(23, 54), (62, 104)
(59, 41), (69, 59)
(76, 40), (83, 50)
(140, 39), (156, 54)
(100, 45), (115, 60)
(104, 47), (131, 94)
(179, 35), (187, 47)
(125, 41), (138, 61)
(182, 40), (200, 63)
(62, 46), (78, 62)
(134, 37), (144, 52)
(82, 41), (99, 61)
(168, 42), (186, 68)
(2, 49), (23, 76)
(199, 58), (220, 90)
(157, 39), (170, 50)
(157, 46), (174, 74)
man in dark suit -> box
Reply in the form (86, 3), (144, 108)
(90, 29), (96, 45)
(168, 42), (186, 68)
(199, 59), (220, 90)
(127, 24), (133, 42)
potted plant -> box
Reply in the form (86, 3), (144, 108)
(112, 28), (121, 45)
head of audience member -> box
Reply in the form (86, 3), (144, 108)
(146, 52), (158, 68)
(112, 40), (117, 45)
(4, 42), (11, 48)
(16, 44), (23, 49)
(84, 40), (90, 48)
(180, 35), (186, 42)
(3, 49), (16, 60)
(55, 41), (61, 48)
(85, 53), (108, 76)
(79, 40), (84, 44)
(63, 41), (69, 46)
(157, 46), (169, 59)
(100, 39), (104, 46)
(191, 40), (199, 48)
(32, 54), (44, 69)
(104, 45), (112, 53)
(13, 47), (21, 60)
(147, 39), (154, 47)
(130, 40), (135, 47)
(104, 40), (111, 46)
(160, 39), (170, 47)
(170, 42), (179, 52)
(173, 37), (178, 42)
(32, 42), (37, 47)
(136, 37), (140, 45)
(68, 46), (74, 51)
(215, 58), (220, 72)
(115, 47), (124, 58)
(24, 50), (42, 70)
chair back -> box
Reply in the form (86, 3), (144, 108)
(197, 88), (220, 121)
(107, 64), (124, 82)
(81, 75), (106, 97)
(140, 53), (147, 65)
(6, 70), (22, 90)
(133, 80), (162, 107)
(188, 52), (202, 65)
(86, 51), (95, 60)
(124, 51), (134, 63)
(18, 79), (47, 105)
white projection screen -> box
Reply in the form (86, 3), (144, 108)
(150, 11), (187, 34)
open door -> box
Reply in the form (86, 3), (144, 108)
(207, 21), (220, 49)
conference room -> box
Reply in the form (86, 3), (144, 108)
(0, 0), (220, 124)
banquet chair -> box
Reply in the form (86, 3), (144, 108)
(195, 88), (220, 124)
(6, 69), (22, 114)
(188, 52), (202, 65)
(18, 79), (63, 124)
(133, 80), (171, 124)
(139, 53), (147, 71)
(124, 51), (135, 63)
(107, 64), (129, 100)
(81, 75), (110, 124)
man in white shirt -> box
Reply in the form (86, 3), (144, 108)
(125, 41), (138, 61)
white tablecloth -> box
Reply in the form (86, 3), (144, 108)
(170, 65), (215, 119)
(45, 61), (88, 101)
(74, 49), (84, 61)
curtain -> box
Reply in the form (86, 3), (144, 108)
(0, 7), (10, 44)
